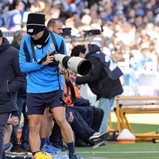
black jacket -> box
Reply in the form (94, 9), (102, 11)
(75, 45), (123, 100)
(0, 37), (26, 113)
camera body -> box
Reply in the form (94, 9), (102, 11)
(38, 51), (92, 75)
(38, 51), (58, 66)
(49, 51), (58, 56)
(62, 28), (72, 37)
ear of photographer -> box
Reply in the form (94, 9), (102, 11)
(19, 13), (81, 159)
(69, 44), (123, 135)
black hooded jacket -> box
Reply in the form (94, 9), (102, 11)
(0, 37), (26, 113)
(75, 44), (123, 100)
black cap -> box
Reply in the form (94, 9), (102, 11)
(26, 13), (46, 35)
(0, 30), (3, 37)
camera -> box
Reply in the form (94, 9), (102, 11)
(38, 51), (92, 75)
(54, 53), (92, 76)
(84, 29), (101, 36)
(62, 28), (72, 37)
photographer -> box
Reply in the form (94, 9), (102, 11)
(19, 13), (80, 159)
(69, 44), (123, 136)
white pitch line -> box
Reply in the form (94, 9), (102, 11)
(78, 151), (159, 154)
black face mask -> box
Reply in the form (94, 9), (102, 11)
(31, 29), (49, 48)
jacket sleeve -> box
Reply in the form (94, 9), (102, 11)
(9, 50), (26, 94)
(75, 56), (103, 85)
(19, 37), (44, 73)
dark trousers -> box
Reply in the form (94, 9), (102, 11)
(0, 112), (10, 159)
(50, 107), (95, 145)
(10, 96), (29, 148)
(73, 105), (104, 132)
(68, 107), (95, 143)
(72, 106), (94, 127)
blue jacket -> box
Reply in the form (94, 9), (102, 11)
(19, 32), (66, 93)
(0, 37), (26, 113)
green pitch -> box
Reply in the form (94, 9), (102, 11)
(76, 142), (159, 159)
(5, 123), (159, 159)
(76, 123), (159, 159)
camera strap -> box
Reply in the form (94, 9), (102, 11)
(30, 39), (37, 62)
(29, 31), (59, 62)
(65, 79), (76, 104)
(50, 31), (59, 52)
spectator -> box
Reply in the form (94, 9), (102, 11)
(7, 0), (24, 31)
(0, 2), (5, 26)
(50, 73), (108, 148)
(64, 74), (108, 147)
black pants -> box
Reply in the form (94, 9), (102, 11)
(71, 106), (94, 127)
(0, 112), (10, 159)
(11, 96), (29, 149)
(50, 106), (95, 145)
(71, 105), (104, 132)
(69, 107), (95, 143)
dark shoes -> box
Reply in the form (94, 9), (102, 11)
(89, 131), (110, 144)
(10, 145), (28, 155)
(69, 153), (81, 159)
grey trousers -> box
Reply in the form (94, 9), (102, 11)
(0, 113), (10, 159)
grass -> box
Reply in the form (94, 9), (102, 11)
(76, 142), (159, 159)
(6, 122), (159, 159)
(111, 122), (159, 133)
(75, 123), (159, 159)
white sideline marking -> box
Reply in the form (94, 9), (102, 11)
(78, 151), (159, 154)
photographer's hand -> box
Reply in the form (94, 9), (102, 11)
(42, 53), (55, 65)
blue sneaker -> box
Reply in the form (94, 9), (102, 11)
(69, 153), (81, 159)
(40, 144), (61, 154)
